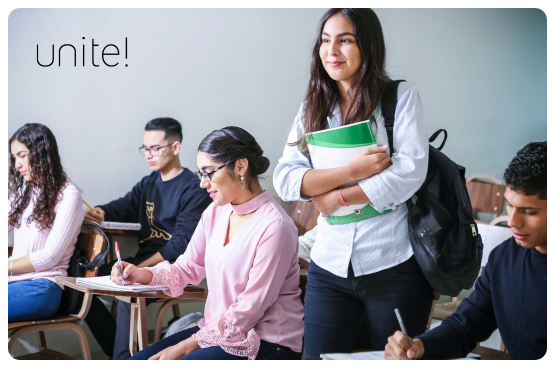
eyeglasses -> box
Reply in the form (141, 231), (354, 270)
(139, 143), (174, 156)
(195, 164), (227, 182)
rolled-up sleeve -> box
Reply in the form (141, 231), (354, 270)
(359, 85), (429, 212)
(273, 106), (314, 202)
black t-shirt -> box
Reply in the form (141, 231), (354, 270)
(418, 237), (547, 360)
(99, 169), (212, 262)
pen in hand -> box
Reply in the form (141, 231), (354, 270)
(394, 308), (416, 360)
(115, 241), (125, 287)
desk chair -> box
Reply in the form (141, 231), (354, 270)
(466, 175), (506, 222)
(152, 291), (208, 343)
(8, 225), (108, 360)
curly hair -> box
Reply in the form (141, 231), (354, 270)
(8, 123), (70, 231)
(503, 141), (547, 200)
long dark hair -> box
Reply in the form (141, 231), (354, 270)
(8, 123), (70, 231)
(294, 8), (391, 150)
(198, 126), (270, 193)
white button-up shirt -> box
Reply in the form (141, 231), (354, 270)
(273, 82), (429, 278)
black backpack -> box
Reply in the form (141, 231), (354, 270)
(57, 222), (110, 315)
(382, 80), (483, 297)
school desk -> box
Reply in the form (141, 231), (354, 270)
(55, 276), (208, 356)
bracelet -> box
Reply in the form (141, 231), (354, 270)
(339, 188), (349, 206)
(10, 260), (13, 277)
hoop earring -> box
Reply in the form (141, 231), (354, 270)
(240, 173), (246, 190)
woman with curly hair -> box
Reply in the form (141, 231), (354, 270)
(8, 123), (84, 323)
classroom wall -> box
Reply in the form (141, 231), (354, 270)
(7, 8), (547, 359)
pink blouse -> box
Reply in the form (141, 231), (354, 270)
(147, 191), (304, 359)
(8, 183), (84, 288)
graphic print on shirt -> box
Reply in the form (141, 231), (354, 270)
(139, 201), (172, 243)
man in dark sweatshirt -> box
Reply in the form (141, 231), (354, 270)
(385, 141), (547, 360)
(83, 117), (212, 359)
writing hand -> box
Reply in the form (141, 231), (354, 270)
(83, 207), (105, 224)
(384, 330), (424, 360)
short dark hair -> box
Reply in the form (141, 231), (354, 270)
(198, 126), (270, 193)
(144, 117), (183, 143)
(503, 141), (546, 200)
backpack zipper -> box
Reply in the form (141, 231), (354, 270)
(470, 224), (477, 236)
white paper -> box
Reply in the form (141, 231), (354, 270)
(76, 275), (167, 292)
(321, 351), (385, 360)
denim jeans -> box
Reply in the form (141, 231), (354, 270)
(129, 326), (301, 360)
(8, 279), (63, 323)
(303, 257), (434, 360)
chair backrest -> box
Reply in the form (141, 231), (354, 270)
(290, 201), (319, 236)
(71, 225), (108, 319)
(466, 177), (506, 218)
(476, 217), (512, 277)
(76, 225), (107, 278)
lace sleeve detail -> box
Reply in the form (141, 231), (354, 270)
(146, 261), (186, 298)
(192, 314), (261, 360)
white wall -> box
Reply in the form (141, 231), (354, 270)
(7, 8), (547, 359)
(8, 9), (546, 208)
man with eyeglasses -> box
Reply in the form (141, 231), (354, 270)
(83, 117), (212, 359)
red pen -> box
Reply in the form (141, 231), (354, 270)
(115, 241), (125, 287)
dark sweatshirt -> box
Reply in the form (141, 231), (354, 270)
(98, 169), (212, 262)
(417, 237), (547, 360)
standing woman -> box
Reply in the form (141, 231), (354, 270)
(8, 123), (84, 322)
(116, 127), (304, 360)
(273, 9), (433, 359)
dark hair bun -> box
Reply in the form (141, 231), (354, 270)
(252, 155), (270, 176)
(198, 126), (270, 179)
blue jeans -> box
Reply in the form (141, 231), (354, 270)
(304, 257), (433, 360)
(8, 279), (63, 323)
(129, 327), (301, 360)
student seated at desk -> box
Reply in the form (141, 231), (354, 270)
(112, 127), (304, 360)
(83, 118), (212, 359)
(385, 141), (547, 360)
(8, 123), (84, 322)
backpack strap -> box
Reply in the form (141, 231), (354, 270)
(80, 222), (110, 270)
(381, 80), (405, 153)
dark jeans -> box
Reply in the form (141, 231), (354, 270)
(303, 256), (433, 360)
(129, 326), (301, 360)
(84, 256), (147, 358)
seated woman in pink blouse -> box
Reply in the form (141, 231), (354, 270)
(112, 126), (304, 360)
(8, 123), (84, 323)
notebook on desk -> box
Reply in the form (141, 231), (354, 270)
(76, 275), (168, 292)
(99, 221), (141, 231)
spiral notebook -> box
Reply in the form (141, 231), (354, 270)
(76, 275), (168, 292)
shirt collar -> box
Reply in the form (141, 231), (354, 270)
(230, 190), (272, 215)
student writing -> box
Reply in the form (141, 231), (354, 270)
(114, 127), (304, 360)
(82, 117), (212, 359)
(385, 141), (547, 360)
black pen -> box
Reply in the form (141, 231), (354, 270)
(394, 308), (416, 360)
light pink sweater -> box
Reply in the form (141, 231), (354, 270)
(147, 191), (304, 359)
(8, 183), (84, 288)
